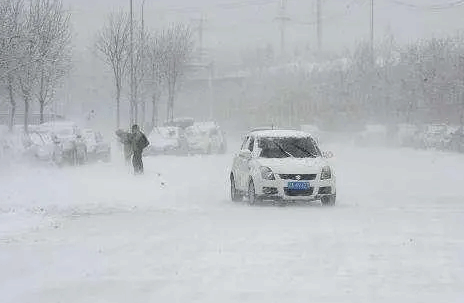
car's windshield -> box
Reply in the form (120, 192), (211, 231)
(258, 136), (320, 158)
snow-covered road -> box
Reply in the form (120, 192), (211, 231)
(1, 143), (463, 302)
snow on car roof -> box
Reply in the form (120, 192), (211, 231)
(250, 129), (313, 139)
(39, 121), (78, 129)
(150, 126), (179, 137)
(194, 121), (217, 128)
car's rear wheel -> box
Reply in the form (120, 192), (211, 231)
(248, 179), (260, 206)
(230, 175), (243, 202)
(321, 194), (336, 206)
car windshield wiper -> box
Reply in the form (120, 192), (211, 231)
(271, 140), (294, 158)
(289, 142), (317, 158)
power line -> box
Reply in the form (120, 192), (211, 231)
(293, 0), (367, 26)
(216, 0), (278, 9)
(389, 0), (464, 10)
(158, 0), (278, 13)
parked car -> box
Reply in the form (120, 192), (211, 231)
(146, 126), (187, 155)
(22, 131), (58, 162)
(38, 121), (87, 165)
(185, 122), (227, 154)
(416, 124), (448, 150)
(0, 130), (27, 162)
(230, 129), (336, 206)
(354, 124), (388, 147)
(163, 117), (195, 129)
(82, 129), (111, 162)
(396, 124), (418, 147)
(446, 126), (464, 152)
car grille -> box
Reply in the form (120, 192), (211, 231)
(284, 188), (314, 196)
(279, 174), (317, 180)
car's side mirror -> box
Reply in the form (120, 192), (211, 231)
(322, 151), (334, 158)
(239, 149), (252, 160)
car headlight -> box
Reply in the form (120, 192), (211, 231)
(321, 166), (332, 180)
(260, 166), (275, 180)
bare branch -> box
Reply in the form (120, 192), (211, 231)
(159, 23), (195, 121)
(95, 10), (130, 128)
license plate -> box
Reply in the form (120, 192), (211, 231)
(287, 182), (310, 190)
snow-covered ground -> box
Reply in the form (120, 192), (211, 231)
(1, 142), (464, 302)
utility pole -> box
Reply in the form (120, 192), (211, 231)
(129, 0), (135, 126)
(208, 61), (214, 120)
(198, 15), (205, 63)
(370, 0), (374, 64)
(275, 0), (290, 58)
(199, 15), (204, 54)
(141, 0), (146, 129)
(317, 0), (322, 51)
(192, 14), (206, 62)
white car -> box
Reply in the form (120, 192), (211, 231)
(185, 122), (227, 154)
(146, 126), (186, 155)
(38, 121), (88, 165)
(82, 129), (111, 162)
(230, 129), (336, 206)
(300, 124), (321, 144)
(354, 124), (388, 147)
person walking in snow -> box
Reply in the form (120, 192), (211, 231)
(130, 124), (149, 174)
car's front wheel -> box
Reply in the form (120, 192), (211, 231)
(248, 179), (260, 206)
(230, 175), (243, 202)
(321, 194), (336, 206)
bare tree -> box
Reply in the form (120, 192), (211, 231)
(0, 0), (24, 132)
(146, 31), (168, 128)
(131, 20), (150, 126)
(15, 0), (45, 133)
(95, 11), (130, 129)
(33, 0), (72, 124)
(160, 23), (194, 122)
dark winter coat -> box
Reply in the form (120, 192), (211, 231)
(131, 131), (149, 154)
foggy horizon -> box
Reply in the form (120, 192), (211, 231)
(2, 0), (464, 301)
(67, 0), (464, 54)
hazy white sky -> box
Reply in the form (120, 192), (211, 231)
(66, 0), (464, 55)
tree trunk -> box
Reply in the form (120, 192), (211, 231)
(141, 99), (146, 129)
(129, 94), (134, 127)
(39, 70), (45, 124)
(167, 84), (175, 122)
(167, 96), (173, 122)
(151, 94), (157, 128)
(39, 99), (45, 124)
(134, 99), (139, 126)
(7, 77), (15, 133)
(24, 96), (29, 134)
(116, 83), (121, 129)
